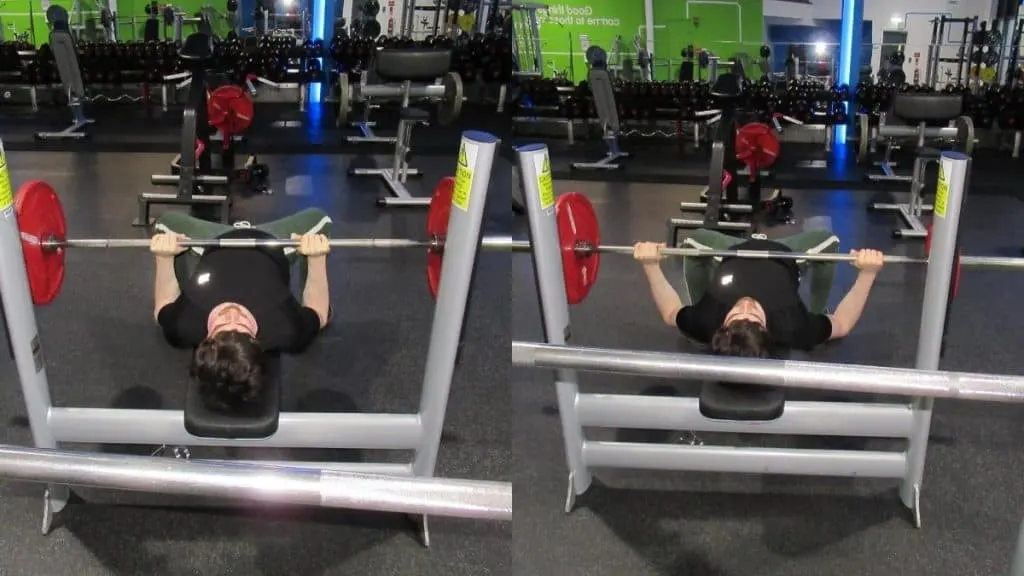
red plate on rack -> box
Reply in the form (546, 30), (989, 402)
(15, 180), (66, 305)
(426, 177), (455, 299)
(555, 192), (600, 305)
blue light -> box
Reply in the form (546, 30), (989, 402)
(311, 0), (325, 103)
(836, 0), (857, 143)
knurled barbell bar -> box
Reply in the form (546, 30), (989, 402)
(38, 237), (514, 251)
(507, 238), (1024, 268)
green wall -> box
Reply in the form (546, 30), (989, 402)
(1, 0), (234, 47)
(534, 0), (646, 83)
(525, 0), (767, 81)
(651, 0), (765, 80)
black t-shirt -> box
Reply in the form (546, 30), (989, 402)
(157, 228), (321, 353)
(675, 238), (832, 351)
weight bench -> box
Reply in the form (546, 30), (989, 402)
(571, 50), (629, 170)
(868, 93), (973, 239)
(349, 49), (452, 208)
(183, 355), (281, 439)
(34, 17), (94, 140)
(139, 32), (232, 226)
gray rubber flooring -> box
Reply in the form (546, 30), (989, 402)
(0, 151), (511, 575)
(512, 180), (1024, 576)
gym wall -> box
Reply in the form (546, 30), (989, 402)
(764, 0), (993, 77)
(651, 0), (765, 81)
(0, 0), (241, 47)
(534, 0), (646, 82)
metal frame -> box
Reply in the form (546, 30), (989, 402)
(0, 131), (499, 543)
(869, 143), (935, 239)
(515, 140), (972, 528)
(349, 80), (430, 207)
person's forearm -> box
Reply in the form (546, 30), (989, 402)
(643, 263), (684, 326)
(831, 271), (877, 338)
(153, 255), (180, 321)
(301, 256), (330, 326)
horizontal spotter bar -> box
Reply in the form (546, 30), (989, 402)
(513, 342), (1024, 403)
(582, 441), (908, 478)
(0, 445), (512, 521)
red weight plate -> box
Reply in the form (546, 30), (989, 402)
(555, 192), (601, 305)
(14, 180), (66, 305)
(426, 177), (455, 299)
(735, 122), (780, 179)
(207, 85), (254, 138)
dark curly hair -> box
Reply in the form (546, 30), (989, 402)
(190, 331), (267, 413)
(710, 319), (771, 359)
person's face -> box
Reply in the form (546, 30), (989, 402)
(723, 297), (766, 328)
(207, 303), (257, 337)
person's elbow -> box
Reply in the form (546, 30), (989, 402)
(663, 305), (682, 328)
(827, 315), (850, 341)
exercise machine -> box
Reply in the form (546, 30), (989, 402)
(340, 55), (463, 146)
(570, 46), (629, 171)
(348, 49), (454, 207)
(868, 93), (974, 239)
(514, 143), (975, 529)
(859, 87), (977, 179)
(34, 6), (94, 141)
(140, 32), (270, 226)
(0, 129), (500, 540)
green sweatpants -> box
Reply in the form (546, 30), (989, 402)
(680, 229), (840, 314)
(154, 208), (333, 288)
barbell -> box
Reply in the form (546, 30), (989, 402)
(521, 192), (1024, 304)
(16, 179), (1021, 309)
(11, 177), (495, 306)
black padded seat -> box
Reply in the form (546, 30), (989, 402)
(915, 146), (942, 159)
(375, 48), (452, 83)
(699, 382), (785, 421)
(400, 107), (430, 121)
(181, 32), (214, 63)
(710, 73), (743, 100)
(184, 355), (281, 439)
(891, 93), (962, 125)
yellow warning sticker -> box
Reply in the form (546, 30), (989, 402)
(934, 162), (948, 218)
(0, 143), (12, 212)
(534, 153), (555, 210)
(452, 142), (475, 212)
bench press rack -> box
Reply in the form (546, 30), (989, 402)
(514, 139), (974, 529)
(0, 129), (501, 543)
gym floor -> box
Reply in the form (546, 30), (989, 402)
(0, 150), (511, 575)
(511, 180), (1024, 576)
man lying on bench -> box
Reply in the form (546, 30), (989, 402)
(633, 228), (884, 420)
(151, 210), (332, 417)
